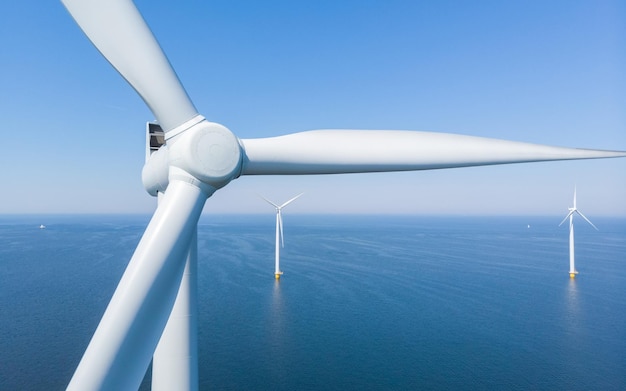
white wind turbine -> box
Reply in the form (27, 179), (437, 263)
(559, 188), (598, 278)
(60, 0), (626, 390)
(260, 193), (303, 279)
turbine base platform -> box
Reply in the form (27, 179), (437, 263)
(275, 271), (283, 280)
(569, 271), (578, 278)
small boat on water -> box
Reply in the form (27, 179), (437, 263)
(39, 224), (46, 229)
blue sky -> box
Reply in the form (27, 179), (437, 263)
(1, 1), (624, 216)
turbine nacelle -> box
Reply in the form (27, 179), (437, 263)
(143, 119), (243, 196)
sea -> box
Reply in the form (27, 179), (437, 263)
(1, 214), (624, 390)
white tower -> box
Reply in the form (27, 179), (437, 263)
(261, 194), (303, 279)
(559, 188), (598, 278)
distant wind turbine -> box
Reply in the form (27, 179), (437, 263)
(260, 193), (303, 279)
(559, 188), (598, 278)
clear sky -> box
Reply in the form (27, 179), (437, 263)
(1, 1), (625, 216)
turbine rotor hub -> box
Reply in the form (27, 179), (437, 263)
(142, 120), (242, 195)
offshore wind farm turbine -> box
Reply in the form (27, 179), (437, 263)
(559, 188), (598, 278)
(60, 0), (626, 389)
(260, 193), (303, 279)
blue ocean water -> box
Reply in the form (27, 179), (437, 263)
(1, 214), (625, 390)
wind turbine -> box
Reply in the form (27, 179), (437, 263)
(260, 193), (303, 280)
(559, 188), (598, 278)
(59, 0), (626, 389)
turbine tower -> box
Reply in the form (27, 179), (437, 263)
(559, 188), (598, 278)
(261, 193), (303, 279)
(59, 0), (626, 390)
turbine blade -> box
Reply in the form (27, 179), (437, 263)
(67, 180), (207, 390)
(258, 194), (280, 209)
(280, 193), (304, 208)
(576, 210), (599, 231)
(573, 187), (577, 209)
(559, 211), (574, 227)
(62, 0), (198, 133)
(239, 130), (626, 175)
(278, 211), (285, 248)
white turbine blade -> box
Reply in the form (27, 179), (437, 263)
(240, 130), (626, 175)
(278, 211), (285, 248)
(573, 187), (577, 209)
(559, 211), (574, 227)
(258, 194), (280, 209)
(62, 0), (198, 132)
(576, 210), (599, 231)
(67, 180), (207, 391)
(280, 193), (304, 208)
